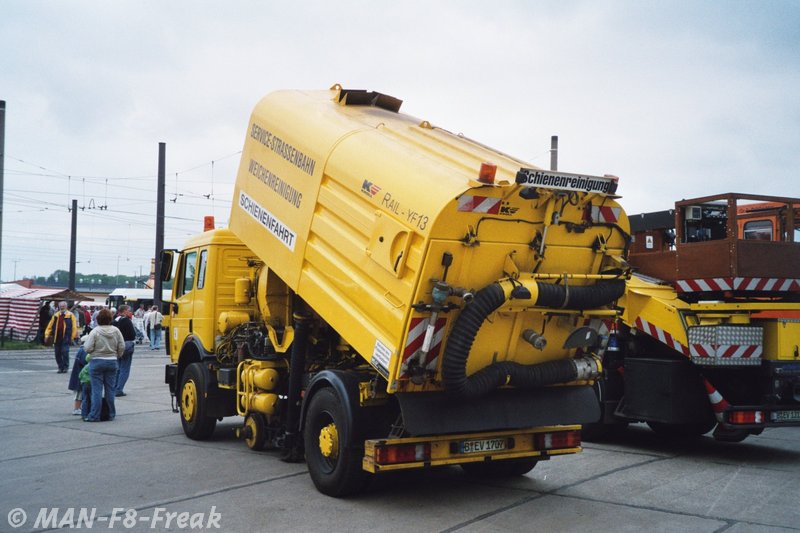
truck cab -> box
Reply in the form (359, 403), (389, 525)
(163, 229), (253, 422)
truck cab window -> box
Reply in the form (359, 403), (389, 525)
(197, 250), (208, 289)
(743, 220), (773, 240)
(177, 251), (197, 297)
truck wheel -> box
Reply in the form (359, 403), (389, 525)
(581, 422), (628, 442)
(461, 457), (538, 478)
(303, 387), (367, 497)
(244, 413), (267, 450)
(179, 362), (216, 440)
(712, 426), (749, 443)
(646, 419), (715, 439)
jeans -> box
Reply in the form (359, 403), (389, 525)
(54, 342), (70, 371)
(150, 326), (162, 350)
(115, 341), (135, 393)
(88, 358), (118, 421)
(81, 382), (91, 419)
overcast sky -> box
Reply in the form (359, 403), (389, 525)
(1, 0), (798, 282)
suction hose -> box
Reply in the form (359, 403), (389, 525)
(441, 278), (624, 398)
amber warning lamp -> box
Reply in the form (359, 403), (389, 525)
(478, 162), (497, 184)
(204, 216), (215, 232)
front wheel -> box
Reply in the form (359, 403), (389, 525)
(179, 362), (216, 440)
(303, 387), (367, 497)
(461, 457), (538, 478)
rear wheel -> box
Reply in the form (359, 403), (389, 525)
(303, 387), (367, 497)
(179, 363), (216, 440)
(581, 422), (629, 442)
(461, 457), (538, 478)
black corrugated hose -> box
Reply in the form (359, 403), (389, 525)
(441, 279), (625, 398)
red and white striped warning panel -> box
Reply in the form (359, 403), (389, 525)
(675, 277), (800, 293)
(400, 316), (447, 377)
(457, 195), (501, 214)
(633, 316), (690, 357)
(687, 325), (762, 366)
(590, 205), (621, 224)
(703, 378), (730, 423)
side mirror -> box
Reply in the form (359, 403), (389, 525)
(160, 250), (177, 282)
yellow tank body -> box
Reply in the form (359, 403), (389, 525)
(229, 85), (629, 393)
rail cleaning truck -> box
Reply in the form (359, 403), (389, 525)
(161, 85), (630, 495)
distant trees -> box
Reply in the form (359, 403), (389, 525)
(27, 270), (148, 288)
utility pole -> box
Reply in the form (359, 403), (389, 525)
(550, 135), (558, 171)
(153, 142), (166, 311)
(0, 100), (6, 282)
(69, 199), (77, 291)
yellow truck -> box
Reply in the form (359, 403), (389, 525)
(161, 85), (630, 496)
(586, 193), (800, 442)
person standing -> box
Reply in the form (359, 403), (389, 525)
(36, 300), (53, 344)
(83, 308), (124, 422)
(90, 306), (102, 329)
(143, 306), (152, 344)
(72, 304), (86, 340)
(113, 305), (136, 397)
(45, 301), (79, 373)
(147, 305), (164, 350)
(68, 345), (89, 415)
(82, 306), (92, 335)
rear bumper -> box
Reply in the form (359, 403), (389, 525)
(362, 425), (581, 473)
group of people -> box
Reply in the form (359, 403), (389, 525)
(134, 304), (165, 350)
(43, 301), (163, 422)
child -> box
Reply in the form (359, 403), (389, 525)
(79, 357), (92, 420)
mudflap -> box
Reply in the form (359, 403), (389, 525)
(397, 385), (599, 436)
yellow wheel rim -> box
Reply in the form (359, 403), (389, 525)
(244, 416), (258, 449)
(319, 422), (339, 459)
(181, 379), (197, 422)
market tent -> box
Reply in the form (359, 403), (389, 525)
(0, 284), (89, 341)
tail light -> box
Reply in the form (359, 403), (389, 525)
(534, 430), (581, 450)
(375, 443), (431, 465)
(728, 410), (763, 424)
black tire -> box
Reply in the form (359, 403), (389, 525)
(713, 427), (749, 443)
(244, 413), (267, 451)
(581, 422), (629, 442)
(179, 362), (216, 440)
(303, 387), (367, 497)
(461, 457), (538, 478)
(647, 418), (715, 439)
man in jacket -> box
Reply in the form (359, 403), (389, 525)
(147, 305), (164, 350)
(45, 301), (79, 373)
(112, 305), (137, 397)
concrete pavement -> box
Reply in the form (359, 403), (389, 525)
(1, 348), (798, 532)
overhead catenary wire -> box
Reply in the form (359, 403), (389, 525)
(4, 150), (241, 277)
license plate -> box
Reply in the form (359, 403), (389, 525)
(459, 438), (507, 454)
(772, 410), (800, 422)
